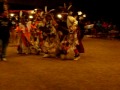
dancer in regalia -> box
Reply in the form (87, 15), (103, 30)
(17, 19), (32, 54)
(42, 34), (58, 58)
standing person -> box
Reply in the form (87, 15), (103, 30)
(74, 14), (85, 59)
(0, 11), (12, 61)
(66, 12), (82, 60)
(78, 20), (85, 40)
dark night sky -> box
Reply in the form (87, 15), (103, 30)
(1, 0), (119, 24)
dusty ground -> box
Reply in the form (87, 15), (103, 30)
(0, 37), (120, 90)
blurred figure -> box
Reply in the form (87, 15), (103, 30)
(77, 20), (85, 40)
(0, 11), (12, 61)
(67, 11), (78, 33)
(42, 34), (58, 58)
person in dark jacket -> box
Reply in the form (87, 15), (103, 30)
(0, 11), (12, 61)
(77, 19), (85, 40)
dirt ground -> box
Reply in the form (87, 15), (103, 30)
(0, 37), (120, 90)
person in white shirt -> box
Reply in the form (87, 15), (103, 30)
(67, 11), (78, 33)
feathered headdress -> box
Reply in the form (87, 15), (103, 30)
(59, 2), (73, 13)
(44, 6), (55, 15)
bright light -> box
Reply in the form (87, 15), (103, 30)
(83, 14), (86, 17)
(78, 11), (82, 15)
(29, 15), (33, 19)
(57, 14), (62, 19)
(34, 8), (37, 11)
(30, 10), (35, 14)
(10, 13), (14, 17)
